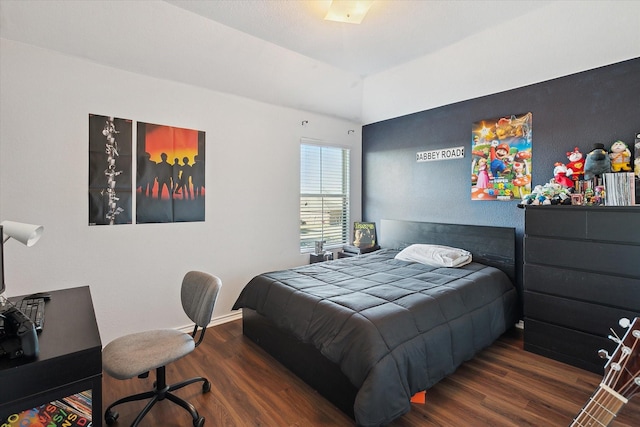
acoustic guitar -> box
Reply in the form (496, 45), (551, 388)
(570, 317), (639, 426)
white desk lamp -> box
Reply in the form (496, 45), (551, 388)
(0, 220), (43, 306)
(1, 220), (44, 247)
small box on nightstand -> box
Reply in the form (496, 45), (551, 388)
(337, 251), (357, 259)
(310, 252), (333, 264)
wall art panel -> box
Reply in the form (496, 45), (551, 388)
(89, 114), (133, 225)
(136, 122), (205, 223)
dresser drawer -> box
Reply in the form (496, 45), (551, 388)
(525, 236), (640, 277)
(584, 209), (640, 243)
(525, 207), (640, 244)
(525, 208), (587, 239)
(523, 292), (637, 337)
(524, 264), (640, 311)
(523, 318), (613, 374)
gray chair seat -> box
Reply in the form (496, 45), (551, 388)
(103, 329), (195, 380)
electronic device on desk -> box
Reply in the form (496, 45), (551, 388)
(0, 304), (39, 359)
(0, 221), (45, 359)
(16, 294), (48, 331)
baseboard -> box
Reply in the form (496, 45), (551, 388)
(209, 310), (243, 327)
(178, 310), (242, 334)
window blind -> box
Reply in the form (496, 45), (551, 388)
(300, 143), (350, 252)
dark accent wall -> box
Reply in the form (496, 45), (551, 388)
(362, 58), (640, 305)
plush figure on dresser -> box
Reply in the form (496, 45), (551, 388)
(565, 147), (584, 181)
(553, 162), (574, 188)
(635, 136), (640, 177)
(584, 143), (611, 180)
(518, 181), (572, 207)
(609, 140), (632, 172)
(635, 136), (640, 178)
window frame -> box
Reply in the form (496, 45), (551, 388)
(299, 139), (350, 253)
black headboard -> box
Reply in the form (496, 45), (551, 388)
(379, 219), (516, 283)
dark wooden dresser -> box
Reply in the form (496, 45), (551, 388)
(523, 206), (640, 373)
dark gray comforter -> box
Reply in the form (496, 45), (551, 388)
(233, 249), (517, 426)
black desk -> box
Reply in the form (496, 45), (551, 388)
(0, 286), (102, 425)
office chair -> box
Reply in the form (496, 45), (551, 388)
(102, 271), (221, 427)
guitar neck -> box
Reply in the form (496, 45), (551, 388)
(570, 383), (628, 427)
(571, 317), (639, 426)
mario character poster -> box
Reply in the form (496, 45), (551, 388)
(471, 112), (532, 201)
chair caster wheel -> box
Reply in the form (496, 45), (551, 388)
(202, 380), (211, 393)
(105, 410), (119, 425)
(194, 416), (205, 427)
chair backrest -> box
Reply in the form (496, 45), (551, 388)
(181, 271), (221, 328)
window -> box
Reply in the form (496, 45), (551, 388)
(300, 142), (350, 252)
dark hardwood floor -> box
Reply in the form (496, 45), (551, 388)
(102, 319), (640, 426)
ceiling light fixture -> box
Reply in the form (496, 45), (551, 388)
(324, 0), (373, 24)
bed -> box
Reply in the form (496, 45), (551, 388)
(233, 219), (518, 427)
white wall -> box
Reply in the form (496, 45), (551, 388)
(0, 0), (364, 124)
(0, 39), (362, 344)
(362, 1), (640, 124)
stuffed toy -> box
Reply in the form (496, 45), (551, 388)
(609, 140), (632, 172)
(565, 147), (584, 181)
(584, 143), (611, 180)
(553, 162), (574, 188)
(635, 138), (640, 178)
(518, 181), (572, 207)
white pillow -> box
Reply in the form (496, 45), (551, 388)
(394, 244), (472, 268)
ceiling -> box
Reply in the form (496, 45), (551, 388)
(164, 0), (551, 77)
(0, 1), (564, 123)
